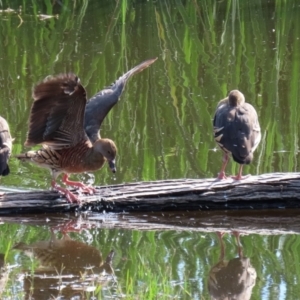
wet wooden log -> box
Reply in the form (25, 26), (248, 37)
(1, 172), (300, 214)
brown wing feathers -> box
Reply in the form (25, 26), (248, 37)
(25, 74), (88, 149)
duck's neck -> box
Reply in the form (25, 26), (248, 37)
(82, 142), (105, 171)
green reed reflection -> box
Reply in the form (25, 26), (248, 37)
(1, 221), (300, 299)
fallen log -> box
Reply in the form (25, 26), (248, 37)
(1, 172), (300, 214)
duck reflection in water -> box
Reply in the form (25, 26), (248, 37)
(0, 253), (9, 296)
(208, 232), (257, 300)
(14, 229), (115, 300)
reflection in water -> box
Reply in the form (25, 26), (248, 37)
(208, 232), (257, 300)
(14, 230), (115, 299)
(0, 252), (13, 299)
(0, 253), (4, 269)
(0, 253), (9, 296)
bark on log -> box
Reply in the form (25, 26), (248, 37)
(1, 172), (300, 214)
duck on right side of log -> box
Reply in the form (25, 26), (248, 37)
(213, 90), (261, 180)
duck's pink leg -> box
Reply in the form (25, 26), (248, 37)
(51, 179), (79, 203)
(62, 174), (96, 194)
(231, 165), (251, 180)
(217, 153), (229, 180)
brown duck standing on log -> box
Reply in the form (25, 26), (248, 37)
(0, 116), (13, 176)
(16, 74), (117, 203)
(213, 90), (261, 180)
(17, 58), (157, 203)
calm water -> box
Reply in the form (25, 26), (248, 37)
(1, 0), (300, 299)
(1, 211), (300, 299)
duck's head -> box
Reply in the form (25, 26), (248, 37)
(94, 139), (117, 173)
(228, 90), (245, 106)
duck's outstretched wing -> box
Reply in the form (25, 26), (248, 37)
(25, 73), (88, 149)
(84, 57), (157, 143)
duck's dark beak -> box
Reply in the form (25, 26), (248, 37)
(108, 159), (116, 173)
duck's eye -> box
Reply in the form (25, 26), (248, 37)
(107, 150), (111, 154)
